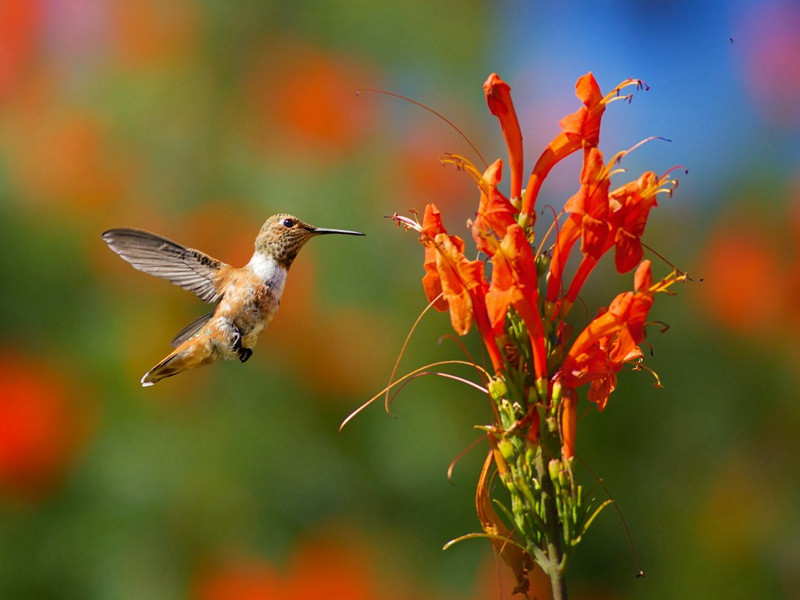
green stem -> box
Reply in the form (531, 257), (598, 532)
(535, 450), (568, 600)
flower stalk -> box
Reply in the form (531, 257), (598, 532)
(368, 72), (685, 598)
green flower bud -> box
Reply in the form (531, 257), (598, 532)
(536, 250), (551, 279)
(526, 386), (538, 403)
(524, 446), (535, 465)
(548, 459), (560, 484)
(488, 377), (508, 402)
(558, 464), (569, 488)
(497, 438), (515, 463)
(546, 415), (558, 433)
(551, 380), (563, 403)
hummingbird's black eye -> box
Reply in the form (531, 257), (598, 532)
(282, 218), (295, 228)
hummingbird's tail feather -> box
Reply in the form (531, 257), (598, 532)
(141, 352), (184, 387)
(140, 341), (217, 387)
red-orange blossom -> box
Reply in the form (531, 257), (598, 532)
(399, 71), (683, 458)
(387, 71), (684, 598)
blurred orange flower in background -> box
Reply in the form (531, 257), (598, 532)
(245, 40), (379, 158)
(111, 0), (201, 68)
(4, 105), (125, 212)
(0, 352), (95, 501)
(696, 218), (789, 339)
(0, 0), (42, 102)
(194, 536), (378, 600)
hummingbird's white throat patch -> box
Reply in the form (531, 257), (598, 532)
(248, 253), (288, 294)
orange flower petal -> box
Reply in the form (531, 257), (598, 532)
(484, 74), (524, 201)
(561, 390), (577, 458)
(471, 160), (518, 256)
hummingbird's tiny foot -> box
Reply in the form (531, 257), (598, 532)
(238, 348), (253, 363)
(231, 328), (242, 351)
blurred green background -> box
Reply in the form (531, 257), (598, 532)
(1, 0), (799, 598)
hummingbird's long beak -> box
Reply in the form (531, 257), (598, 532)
(312, 226), (365, 236)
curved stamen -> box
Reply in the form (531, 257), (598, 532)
(440, 153), (491, 194)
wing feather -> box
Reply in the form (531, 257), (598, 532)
(170, 312), (214, 347)
(102, 228), (228, 302)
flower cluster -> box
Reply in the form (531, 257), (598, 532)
(390, 73), (685, 597)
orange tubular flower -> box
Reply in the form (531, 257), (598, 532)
(519, 73), (647, 227)
(486, 224), (548, 382)
(436, 233), (478, 336)
(470, 159), (519, 256)
(484, 74), (524, 203)
(439, 155), (518, 257)
(565, 148), (613, 258)
(564, 167), (677, 304)
(559, 260), (657, 410)
(384, 72), (682, 596)
(420, 204), (450, 310)
(607, 170), (672, 273)
(419, 204), (479, 334)
(550, 153), (677, 311)
(416, 204), (504, 372)
(546, 147), (612, 306)
(560, 388), (578, 459)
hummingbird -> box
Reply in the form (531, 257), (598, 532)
(102, 214), (365, 386)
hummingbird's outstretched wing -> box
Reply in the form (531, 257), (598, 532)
(101, 228), (228, 302)
(170, 312), (213, 347)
